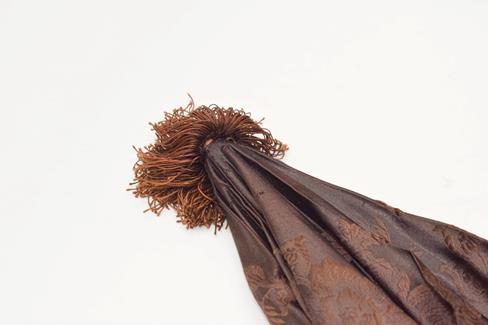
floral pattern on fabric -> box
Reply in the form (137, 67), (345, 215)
(335, 216), (463, 324)
(245, 234), (417, 325)
(244, 264), (294, 325)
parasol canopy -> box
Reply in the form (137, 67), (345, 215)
(130, 98), (488, 325)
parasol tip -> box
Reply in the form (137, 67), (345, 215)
(129, 95), (288, 231)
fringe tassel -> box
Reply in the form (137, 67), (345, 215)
(129, 95), (288, 231)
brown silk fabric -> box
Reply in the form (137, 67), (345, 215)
(204, 139), (488, 325)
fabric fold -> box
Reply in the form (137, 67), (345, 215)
(204, 139), (488, 325)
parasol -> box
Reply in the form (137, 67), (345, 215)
(129, 98), (488, 325)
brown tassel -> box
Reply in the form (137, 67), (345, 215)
(128, 95), (288, 231)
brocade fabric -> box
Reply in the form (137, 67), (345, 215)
(204, 139), (488, 325)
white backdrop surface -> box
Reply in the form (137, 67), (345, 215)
(0, 1), (487, 324)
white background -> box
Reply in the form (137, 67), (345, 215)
(1, 1), (487, 324)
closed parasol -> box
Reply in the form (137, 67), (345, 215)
(129, 98), (488, 325)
